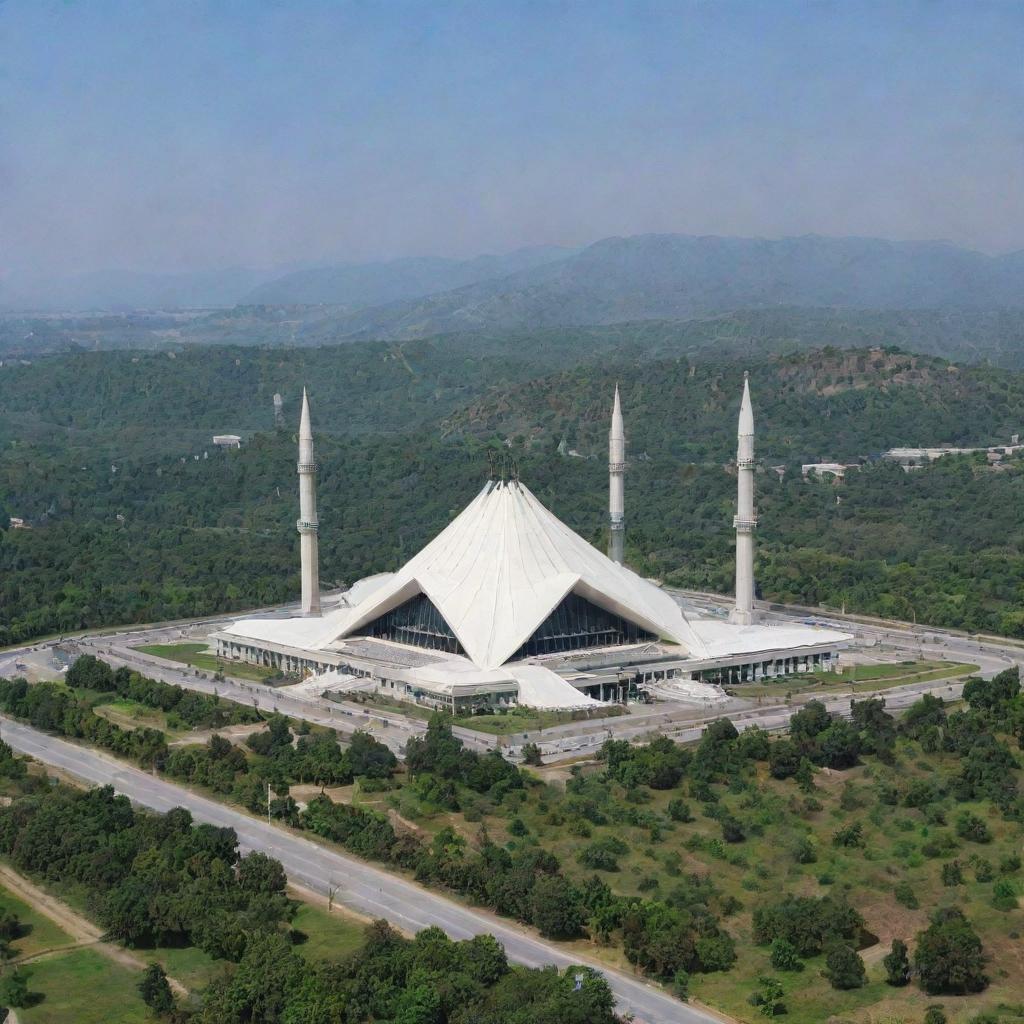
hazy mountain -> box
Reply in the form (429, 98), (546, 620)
(310, 234), (1024, 341)
(242, 246), (572, 307)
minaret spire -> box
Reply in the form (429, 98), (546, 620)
(297, 387), (321, 616)
(608, 384), (625, 563)
(730, 372), (757, 625)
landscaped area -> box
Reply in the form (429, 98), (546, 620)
(734, 659), (978, 698)
(136, 642), (276, 682)
(352, 692), (625, 734)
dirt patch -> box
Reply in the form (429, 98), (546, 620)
(0, 863), (189, 996)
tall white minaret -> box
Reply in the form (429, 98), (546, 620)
(730, 373), (757, 625)
(297, 388), (321, 616)
(608, 384), (625, 563)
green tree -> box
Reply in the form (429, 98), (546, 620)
(822, 943), (866, 990)
(882, 938), (911, 986)
(914, 908), (988, 995)
(138, 962), (174, 1014)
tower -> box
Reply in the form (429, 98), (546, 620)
(273, 392), (284, 427)
(608, 384), (625, 563)
(730, 373), (757, 625)
(297, 388), (321, 616)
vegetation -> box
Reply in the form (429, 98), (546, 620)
(0, 739), (622, 1023)
(3, 659), (1024, 1018)
(6, 343), (1024, 645)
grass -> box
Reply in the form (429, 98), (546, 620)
(734, 659), (978, 698)
(136, 642), (276, 682)
(453, 706), (625, 736)
(0, 884), (73, 959)
(92, 697), (186, 735)
(291, 901), (367, 961)
(17, 948), (149, 1024)
(374, 708), (1024, 1024)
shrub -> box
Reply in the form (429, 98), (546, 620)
(882, 938), (911, 986)
(769, 937), (803, 971)
(823, 942), (866, 990)
(894, 881), (919, 909)
(914, 908), (988, 994)
(955, 812), (992, 844)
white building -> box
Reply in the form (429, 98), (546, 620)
(212, 380), (850, 712)
(213, 434), (242, 448)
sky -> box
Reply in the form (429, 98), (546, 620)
(1, 0), (1022, 279)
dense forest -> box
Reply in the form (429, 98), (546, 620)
(3, 340), (1024, 643)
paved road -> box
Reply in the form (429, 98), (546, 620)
(0, 716), (714, 1024)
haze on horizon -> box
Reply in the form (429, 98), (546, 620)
(2, 0), (1023, 283)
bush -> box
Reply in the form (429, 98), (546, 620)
(894, 881), (919, 909)
(882, 938), (911, 986)
(955, 812), (992, 844)
(923, 1009), (947, 1024)
(769, 937), (803, 971)
(914, 908), (988, 994)
(576, 836), (628, 872)
(823, 943), (866, 990)
(667, 798), (693, 823)
(992, 879), (1018, 911)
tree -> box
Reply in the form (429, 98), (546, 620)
(914, 908), (988, 995)
(756, 975), (786, 1017)
(530, 874), (583, 940)
(955, 811), (992, 844)
(883, 938), (911, 986)
(138, 962), (174, 1014)
(770, 937), (803, 971)
(823, 943), (866, 990)
(521, 742), (543, 766)
(0, 968), (31, 1008)
(768, 739), (801, 780)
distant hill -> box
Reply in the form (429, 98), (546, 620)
(242, 246), (571, 307)
(308, 233), (1024, 341)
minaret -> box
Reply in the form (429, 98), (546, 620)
(297, 388), (321, 616)
(730, 373), (757, 625)
(608, 384), (625, 563)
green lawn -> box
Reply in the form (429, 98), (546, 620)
(291, 902), (366, 961)
(735, 660), (978, 698)
(0, 885), (73, 959)
(455, 706), (624, 735)
(93, 697), (185, 735)
(136, 642), (276, 682)
(18, 948), (149, 1024)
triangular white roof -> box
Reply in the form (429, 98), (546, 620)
(225, 479), (708, 669)
(339, 479), (708, 669)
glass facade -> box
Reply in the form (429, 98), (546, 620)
(511, 592), (656, 659)
(364, 593), (465, 654)
(363, 590), (655, 660)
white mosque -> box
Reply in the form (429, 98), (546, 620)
(212, 381), (850, 712)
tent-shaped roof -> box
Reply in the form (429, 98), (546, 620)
(335, 479), (708, 669)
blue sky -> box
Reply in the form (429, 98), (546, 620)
(1, 0), (1022, 276)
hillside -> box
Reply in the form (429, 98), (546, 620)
(301, 234), (1024, 342)
(4, 345), (1024, 644)
(242, 246), (570, 307)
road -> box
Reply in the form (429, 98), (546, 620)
(0, 715), (715, 1024)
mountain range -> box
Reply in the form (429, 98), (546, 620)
(5, 235), (1022, 331)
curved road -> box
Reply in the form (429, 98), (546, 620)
(0, 715), (714, 1024)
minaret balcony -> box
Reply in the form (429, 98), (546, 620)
(736, 458), (754, 469)
(733, 515), (758, 531)
(609, 461), (626, 473)
(297, 462), (318, 473)
(296, 519), (319, 532)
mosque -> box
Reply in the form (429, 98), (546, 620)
(211, 381), (850, 712)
